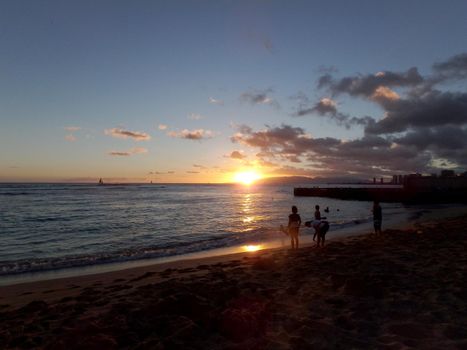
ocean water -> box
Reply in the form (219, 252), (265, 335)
(0, 183), (422, 277)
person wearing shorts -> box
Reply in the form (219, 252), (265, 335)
(288, 206), (301, 249)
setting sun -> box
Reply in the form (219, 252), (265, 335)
(234, 171), (261, 185)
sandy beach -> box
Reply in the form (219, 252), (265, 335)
(1, 215), (467, 349)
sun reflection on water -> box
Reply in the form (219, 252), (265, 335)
(243, 244), (263, 252)
(242, 216), (254, 223)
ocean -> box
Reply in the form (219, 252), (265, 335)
(0, 183), (444, 279)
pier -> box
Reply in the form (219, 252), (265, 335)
(294, 172), (467, 203)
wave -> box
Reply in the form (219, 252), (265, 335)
(0, 192), (33, 196)
(0, 218), (374, 276)
(0, 233), (258, 276)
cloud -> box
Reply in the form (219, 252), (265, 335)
(230, 123), (444, 176)
(193, 164), (206, 169)
(229, 151), (246, 160)
(432, 52), (467, 80)
(188, 113), (204, 120)
(65, 134), (77, 142)
(186, 171), (200, 174)
(365, 91), (467, 134)
(240, 89), (280, 108)
(209, 97), (224, 105)
(246, 52), (467, 175)
(295, 97), (372, 129)
(168, 129), (214, 140)
(318, 67), (423, 98)
(158, 124), (168, 130)
(296, 97), (337, 116)
(105, 128), (151, 141)
(108, 147), (148, 156)
(371, 86), (400, 102)
(109, 151), (131, 156)
(149, 170), (176, 175)
(64, 126), (81, 132)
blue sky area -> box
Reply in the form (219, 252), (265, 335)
(1, 0), (467, 182)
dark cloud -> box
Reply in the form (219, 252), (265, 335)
(295, 97), (373, 129)
(318, 67), (423, 98)
(395, 126), (467, 152)
(286, 52), (467, 173)
(231, 124), (444, 176)
(433, 52), (467, 80)
(365, 91), (467, 134)
(240, 89), (279, 108)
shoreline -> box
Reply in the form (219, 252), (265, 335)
(2, 204), (467, 287)
(1, 214), (467, 348)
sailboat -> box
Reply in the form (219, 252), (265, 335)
(98, 178), (104, 185)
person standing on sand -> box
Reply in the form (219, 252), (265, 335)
(313, 205), (323, 241)
(288, 206), (301, 249)
(372, 201), (382, 235)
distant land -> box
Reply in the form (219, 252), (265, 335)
(256, 176), (368, 185)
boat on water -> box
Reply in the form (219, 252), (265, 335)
(98, 178), (104, 185)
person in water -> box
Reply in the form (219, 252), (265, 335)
(288, 206), (301, 249)
(372, 201), (382, 235)
(314, 205), (321, 220)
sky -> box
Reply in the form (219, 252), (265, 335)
(1, 0), (467, 183)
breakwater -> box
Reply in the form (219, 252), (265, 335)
(293, 187), (467, 203)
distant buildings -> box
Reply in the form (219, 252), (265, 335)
(295, 170), (467, 202)
(390, 170), (467, 191)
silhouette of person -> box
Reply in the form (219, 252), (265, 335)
(314, 205), (321, 220)
(324, 206), (329, 213)
(288, 206), (301, 249)
(316, 220), (329, 247)
(313, 205), (326, 241)
(372, 201), (382, 235)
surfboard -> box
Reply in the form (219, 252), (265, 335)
(279, 224), (289, 236)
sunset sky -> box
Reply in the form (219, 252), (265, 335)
(1, 0), (467, 183)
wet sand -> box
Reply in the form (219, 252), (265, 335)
(1, 215), (467, 349)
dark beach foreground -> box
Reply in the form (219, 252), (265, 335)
(1, 216), (467, 349)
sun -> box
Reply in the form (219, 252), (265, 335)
(234, 171), (261, 185)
